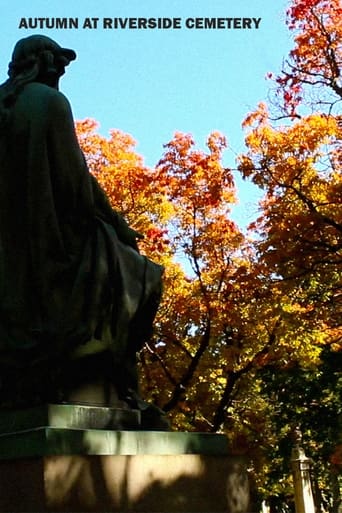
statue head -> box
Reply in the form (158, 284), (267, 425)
(7, 35), (76, 88)
(0, 36), (76, 127)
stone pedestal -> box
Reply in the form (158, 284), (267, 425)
(0, 405), (250, 512)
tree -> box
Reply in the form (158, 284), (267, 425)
(73, 0), (341, 507)
(238, 0), (342, 508)
(239, 108), (341, 339)
(76, 120), (334, 436)
(268, 0), (342, 116)
(258, 347), (342, 513)
(139, 130), (319, 434)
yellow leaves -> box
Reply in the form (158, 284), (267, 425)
(76, 115), (338, 472)
(281, 301), (314, 315)
(327, 328), (342, 352)
(285, 155), (298, 168)
(295, 114), (339, 153)
(242, 114), (339, 174)
(209, 369), (226, 387)
(239, 113), (341, 291)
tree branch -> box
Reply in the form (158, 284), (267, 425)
(162, 318), (211, 412)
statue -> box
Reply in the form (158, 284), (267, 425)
(0, 35), (164, 414)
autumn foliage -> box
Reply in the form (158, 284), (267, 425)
(269, 0), (342, 116)
(75, 0), (341, 508)
(236, 0), (341, 506)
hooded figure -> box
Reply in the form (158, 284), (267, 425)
(0, 36), (163, 408)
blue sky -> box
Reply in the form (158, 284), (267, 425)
(0, 0), (291, 228)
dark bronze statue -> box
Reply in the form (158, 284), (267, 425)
(0, 35), (163, 411)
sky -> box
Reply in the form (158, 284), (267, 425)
(0, 0), (292, 229)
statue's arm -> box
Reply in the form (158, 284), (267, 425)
(90, 174), (143, 250)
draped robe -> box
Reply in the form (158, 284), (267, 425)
(0, 82), (163, 405)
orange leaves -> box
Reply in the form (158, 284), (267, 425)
(206, 131), (228, 157)
(330, 444), (342, 468)
(75, 105), (338, 454)
(287, 0), (322, 21)
(155, 131), (242, 301)
(241, 102), (269, 130)
(75, 118), (106, 174)
(75, 120), (173, 264)
(157, 131), (235, 213)
(286, 0), (341, 30)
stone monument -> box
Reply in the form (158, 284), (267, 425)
(0, 36), (250, 512)
(0, 34), (164, 411)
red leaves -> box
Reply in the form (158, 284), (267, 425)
(157, 131), (234, 211)
(287, 0), (321, 23)
(269, 0), (342, 115)
(145, 227), (170, 254)
(282, 85), (303, 116)
(330, 445), (342, 468)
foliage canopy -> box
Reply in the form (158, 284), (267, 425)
(76, 0), (341, 508)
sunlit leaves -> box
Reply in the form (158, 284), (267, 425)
(74, 1), (341, 504)
(76, 120), (173, 264)
(239, 107), (341, 323)
(238, 0), (342, 505)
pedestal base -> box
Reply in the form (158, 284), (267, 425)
(0, 406), (250, 512)
(0, 452), (249, 512)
